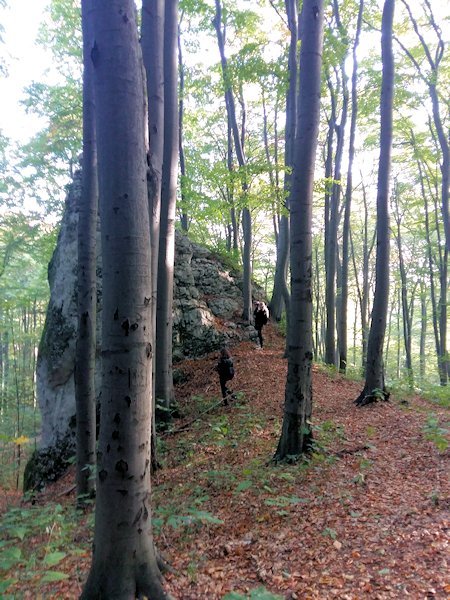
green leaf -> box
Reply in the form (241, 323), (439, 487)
(7, 525), (28, 541)
(321, 527), (337, 539)
(41, 571), (70, 583)
(0, 578), (18, 594)
(0, 546), (22, 570)
(43, 551), (67, 567)
(235, 480), (253, 493)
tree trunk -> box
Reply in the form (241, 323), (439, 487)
(356, 0), (395, 407)
(339, 0), (363, 373)
(81, 2), (167, 597)
(214, 0), (252, 322)
(274, 0), (324, 460)
(75, 0), (98, 504)
(325, 67), (348, 367)
(393, 195), (413, 387)
(142, 0), (165, 463)
(419, 279), (427, 381)
(178, 18), (188, 232)
(269, 0), (297, 322)
(155, 0), (179, 419)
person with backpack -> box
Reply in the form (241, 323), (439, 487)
(216, 347), (235, 405)
(253, 300), (269, 348)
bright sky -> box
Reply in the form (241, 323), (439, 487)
(0, 0), (50, 142)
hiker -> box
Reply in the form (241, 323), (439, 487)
(253, 300), (269, 348)
(216, 347), (235, 405)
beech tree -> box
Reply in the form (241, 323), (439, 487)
(74, 0), (98, 505)
(81, 1), (167, 597)
(274, 0), (324, 460)
(214, 0), (253, 322)
(338, 0), (364, 373)
(269, 0), (298, 323)
(155, 0), (179, 419)
(355, 0), (395, 406)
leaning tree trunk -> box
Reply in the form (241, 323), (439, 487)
(81, 1), (167, 597)
(155, 0), (179, 420)
(274, 0), (324, 461)
(355, 0), (395, 407)
(75, 0), (98, 504)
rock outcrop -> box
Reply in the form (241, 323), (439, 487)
(27, 173), (262, 489)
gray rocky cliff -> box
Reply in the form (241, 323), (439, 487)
(29, 173), (261, 488)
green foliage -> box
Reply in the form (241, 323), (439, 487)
(224, 588), (283, 600)
(0, 502), (89, 593)
(153, 505), (223, 534)
(423, 415), (449, 452)
(421, 386), (450, 408)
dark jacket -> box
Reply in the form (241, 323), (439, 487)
(216, 357), (235, 381)
(254, 304), (269, 329)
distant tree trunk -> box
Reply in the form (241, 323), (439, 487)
(75, 0), (98, 504)
(274, 0), (324, 461)
(214, 0), (252, 322)
(81, 1), (167, 597)
(393, 193), (413, 387)
(269, 0), (297, 322)
(356, 0), (395, 406)
(178, 18), (188, 232)
(418, 150), (448, 386)
(419, 278), (427, 381)
(325, 64), (348, 367)
(227, 116), (239, 251)
(155, 0), (179, 419)
(323, 112), (334, 364)
(399, 0), (449, 253)
(339, 0), (363, 373)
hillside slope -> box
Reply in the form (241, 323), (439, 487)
(1, 325), (449, 599)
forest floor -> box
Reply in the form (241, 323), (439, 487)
(0, 324), (449, 599)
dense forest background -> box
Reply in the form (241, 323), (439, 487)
(0, 0), (448, 487)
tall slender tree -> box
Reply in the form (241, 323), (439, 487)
(355, 0), (395, 406)
(214, 0), (253, 322)
(155, 0), (179, 418)
(338, 0), (364, 373)
(81, 1), (167, 596)
(269, 0), (298, 323)
(141, 0), (165, 461)
(274, 0), (324, 460)
(75, 0), (98, 505)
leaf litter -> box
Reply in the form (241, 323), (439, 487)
(1, 325), (448, 598)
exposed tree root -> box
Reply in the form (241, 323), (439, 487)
(354, 388), (390, 407)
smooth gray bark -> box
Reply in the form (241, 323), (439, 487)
(214, 0), (252, 322)
(178, 18), (188, 232)
(356, 0), (395, 406)
(338, 0), (363, 373)
(155, 0), (179, 417)
(269, 0), (297, 322)
(274, 0), (324, 460)
(141, 0), (165, 465)
(81, 1), (167, 597)
(75, 0), (98, 504)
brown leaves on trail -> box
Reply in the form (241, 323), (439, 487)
(2, 324), (449, 599)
